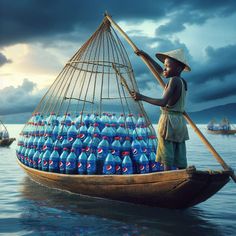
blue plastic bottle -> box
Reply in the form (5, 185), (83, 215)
(65, 149), (77, 174)
(101, 124), (113, 144)
(126, 113), (136, 129)
(93, 113), (102, 130)
(87, 124), (94, 137)
(97, 136), (109, 174)
(90, 113), (97, 125)
(137, 114), (145, 127)
(100, 113), (110, 130)
(38, 151), (44, 170)
(110, 113), (118, 129)
(49, 147), (60, 173)
(131, 138), (142, 173)
(88, 134), (100, 154)
(116, 124), (127, 144)
(103, 153), (115, 174)
(16, 143), (23, 160)
(83, 135), (92, 156)
(152, 135), (158, 153)
(62, 138), (71, 151)
(87, 153), (97, 175)
(20, 146), (26, 163)
(84, 114), (90, 128)
(32, 148), (40, 169)
(111, 136), (121, 157)
(43, 135), (53, 151)
(75, 112), (84, 129)
(78, 122), (88, 142)
(37, 134), (45, 151)
(92, 123), (101, 138)
(67, 122), (77, 142)
(138, 136), (148, 155)
(42, 148), (51, 172)
(33, 134), (39, 148)
(53, 137), (63, 155)
(149, 151), (159, 172)
(59, 147), (69, 174)
(138, 125), (148, 142)
(24, 147), (30, 166)
(114, 155), (122, 175)
(121, 137), (131, 158)
(146, 136), (153, 158)
(138, 153), (150, 174)
(28, 147), (36, 168)
(122, 152), (133, 175)
(72, 134), (82, 157)
(59, 122), (68, 140)
(117, 113), (125, 126)
(77, 149), (87, 174)
(27, 135), (34, 149)
(64, 113), (72, 127)
(48, 112), (58, 126)
(44, 124), (53, 137)
(38, 123), (45, 137)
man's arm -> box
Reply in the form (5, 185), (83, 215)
(136, 50), (163, 75)
(132, 78), (177, 107)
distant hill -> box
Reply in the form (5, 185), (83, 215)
(0, 112), (31, 124)
(188, 103), (236, 124)
(1, 103), (236, 124)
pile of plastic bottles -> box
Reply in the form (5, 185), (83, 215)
(16, 112), (163, 175)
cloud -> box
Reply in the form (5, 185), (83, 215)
(1, 0), (236, 47)
(180, 44), (236, 105)
(189, 44), (236, 84)
(0, 79), (42, 115)
(1, 0), (236, 114)
(0, 52), (12, 66)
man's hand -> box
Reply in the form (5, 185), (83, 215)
(131, 90), (143, 101)
(134, 50), (147, 57)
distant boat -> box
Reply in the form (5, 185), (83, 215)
(207, 118), (236, 135)
(0, 119), (15, 147)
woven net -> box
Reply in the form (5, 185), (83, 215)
(22, 17), (156, 136)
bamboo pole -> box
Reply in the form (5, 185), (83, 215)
(105, 14), (236, 182)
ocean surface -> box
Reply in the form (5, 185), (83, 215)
(0, 124), (235, 236)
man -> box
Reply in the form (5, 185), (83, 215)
(131, 48), (190, 170)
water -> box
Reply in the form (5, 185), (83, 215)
(0, 124), (236, 236)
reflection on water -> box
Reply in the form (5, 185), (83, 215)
(18, 176), (224, 236)
(1, 124), (235, 235)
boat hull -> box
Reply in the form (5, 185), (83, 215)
(17, 158), (230, 209)
(0, 138), (15, 147)
(207, 129), (236, 135)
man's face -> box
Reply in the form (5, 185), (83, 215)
(163, 58), (180, 78)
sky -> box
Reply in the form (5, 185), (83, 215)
(0, 0), (236, 118)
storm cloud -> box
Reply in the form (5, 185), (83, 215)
(0, 79), (42, 115)
(1, 0), (236, 47)
(1, 0), (236, 115)
(0, 52), (12, 66)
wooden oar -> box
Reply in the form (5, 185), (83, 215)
(106, 13), (236, 182)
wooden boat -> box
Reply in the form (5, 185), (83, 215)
(17, 158), (230, 209)
(207, 129), (236, 135)
(0, 119), (15, 147)
(15, 15), (235, 210)
(0, 137), (16, 147)
(207, 118), (236, 135)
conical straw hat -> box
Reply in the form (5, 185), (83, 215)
(156, 48), (191, 72)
